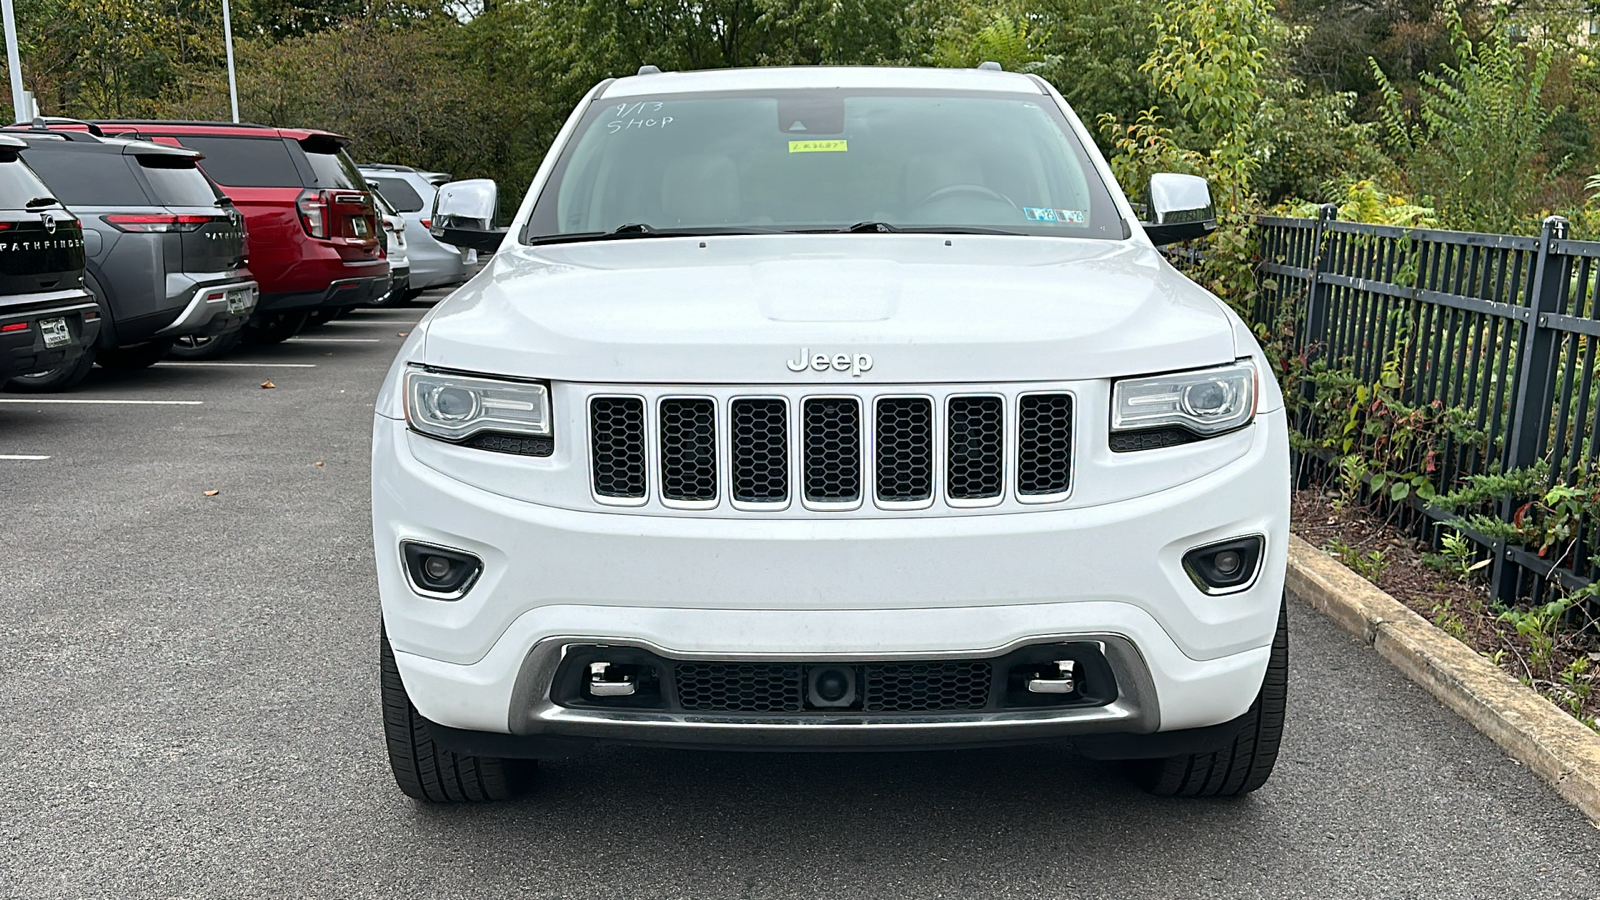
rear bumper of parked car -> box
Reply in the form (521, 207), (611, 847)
(0, 289), (101, 381)
(155, 278), (258, 338)
(374, 410), (1290, 750)
(258, 268), (390, 315)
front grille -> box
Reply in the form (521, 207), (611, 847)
(585, 388), (1073, 511)
(802, 398), (862, 503)
(676, 663), (803, 712)
(659, 398), (716, 502)
(1017, 394), (1073, 496)
(590, 397), (646, 499)
(875, 398), (933, 503)
(946, 396), (1003, 500)
(731, 398), (789, 504)
(862, 661), (990, 711)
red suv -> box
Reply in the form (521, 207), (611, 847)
(82, 121), (388, 344)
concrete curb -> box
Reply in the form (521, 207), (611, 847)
(1287, 533), (1600, 826)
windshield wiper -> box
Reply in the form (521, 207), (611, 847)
(835, 221), (1027, 236)
(526, 224), (788, 246)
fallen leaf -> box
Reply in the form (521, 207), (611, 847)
(1589, 652), (1600, 662)
(315, 461), (324, 467)
(203, 490), (219, 497)
(260, 380), (275, 389)
(398, 332), (409, 337)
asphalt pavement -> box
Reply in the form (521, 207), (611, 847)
(2, 293), (1600, 899)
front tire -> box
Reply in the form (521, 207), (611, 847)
(380, 628), (529, 802)
(1132, 595), (1288, 798)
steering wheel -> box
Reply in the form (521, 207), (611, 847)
(912, 183), (1016, 211)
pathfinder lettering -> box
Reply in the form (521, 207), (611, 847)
(786, 349), (873, 377)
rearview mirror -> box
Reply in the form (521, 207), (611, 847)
(1142, 173), (1217, 246)
(430, 178), (505, 253)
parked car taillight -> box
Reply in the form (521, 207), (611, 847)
(103, 214), (214, 233)
(297, 189), (328, 239)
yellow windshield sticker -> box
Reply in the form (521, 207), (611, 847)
(788, 140), (848, 153)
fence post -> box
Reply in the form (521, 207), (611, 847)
(1492, 215), (1571, 603)
(1294, 205), (1339, 434)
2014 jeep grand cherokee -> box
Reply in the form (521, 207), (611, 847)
(372, 66), (1290, 803)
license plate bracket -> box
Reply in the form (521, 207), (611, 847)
(39, 317), (71, 349)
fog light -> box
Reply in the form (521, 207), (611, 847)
(1183, 536), (1264, 594)
(401, 541), (482, 599)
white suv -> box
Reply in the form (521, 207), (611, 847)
(372, 65), (1290, 803)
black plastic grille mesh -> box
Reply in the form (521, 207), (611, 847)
(862, 661), (991, 711)
(731, 398), (788, 503)
(659, 398), (717, 502)
(802, 398), (862, 503)
(675, 663), (802, 712)
(946, 396), (1003, 500)
(1017, 394), (1073, 496)
(590, 397), (646, 498)
(875, 398), (933, 503)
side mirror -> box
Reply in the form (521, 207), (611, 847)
(430, 178), (505, 253)
(1142, 173), (1217, 246)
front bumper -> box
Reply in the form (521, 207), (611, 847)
(375, 410), (1289, 744)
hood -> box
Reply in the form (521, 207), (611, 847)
(419, 234), (1237, 384)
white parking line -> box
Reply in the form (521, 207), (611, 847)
(0, 399), (203, 405)
(0, 454), (50, 460)
(286, 337), (382, 343)
(159, 362), (318, 368)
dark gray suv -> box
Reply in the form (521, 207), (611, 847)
(4, 129), (255, 390)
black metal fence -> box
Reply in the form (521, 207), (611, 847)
(1250, 211), (1600, 613)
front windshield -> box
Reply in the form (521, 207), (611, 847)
(524, 89), (1126, 242)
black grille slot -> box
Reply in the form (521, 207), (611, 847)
(1017, 394), (1073, 496)
(874, 397), (933, 503)
(675, 663), (803, 712)
(862, 661), (991, 711)
(731, 398), (789, 504)
(802, 398), (862, 503)
(947, 396), (1003, 500)
(659, 398), (717, 502)
(590, 397), (646, 499)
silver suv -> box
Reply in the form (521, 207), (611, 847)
(4, 128), (255, 390)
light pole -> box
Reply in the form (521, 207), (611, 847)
(222, 0), (239, 123)
(1, 0), (25, 124)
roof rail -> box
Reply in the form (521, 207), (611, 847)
(12, 116), (104, 137)
(977, 61), (1003, 71)
(91, 119), (274, 129)
(637, 64), (662, 75)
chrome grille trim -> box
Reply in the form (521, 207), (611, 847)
(874, 395), (936, 509)
(800, 396), (865, 510)
(945, 394), (1005, 507)
(1016, 392), (1075, 503)
(729, 396), (791, 510)
(589, 395), (648, 506)
(658, 396), (719, 509)
(581, 385), (1074, 516)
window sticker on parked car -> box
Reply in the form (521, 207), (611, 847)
(1023, 207), (1089, 225)
(606, 101), (674, 134)
(788, 140), (848, 153)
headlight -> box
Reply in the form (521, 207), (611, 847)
(1111, 360), (1256, 447)
(404, 368), (550, 442)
